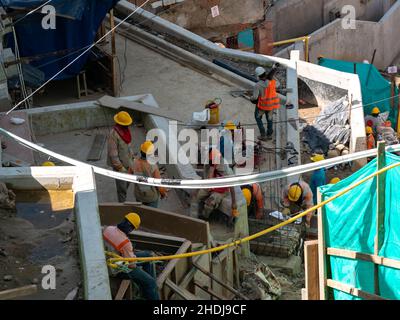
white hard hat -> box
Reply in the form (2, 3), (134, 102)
(255, 66), (266, 78)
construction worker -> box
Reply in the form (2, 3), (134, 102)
(309, 154), (326, 205)
(219, 121), (237, 165)
(366, 126), (376, 150)
(282, 180), (314, 227)
(241, 183), (264, 219)
(329, 177), (341, 184)
(107, 111), (134, 203)
(197, 148), (238, 223)
(103, 213), (159, 300)
(250, 63), (281, 141)
(131, 141), (167, 208)
(365, 107), (384, 132)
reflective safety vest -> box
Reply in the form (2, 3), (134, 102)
(367, 133), (376, 150)
(257, 80), (280, 111)
(103, 226), (132, 255)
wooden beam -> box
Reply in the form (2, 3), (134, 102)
(0, 285), (37, 300)
(194, 280), (226, 300)
(165, 278), (199, 300)
(375, 141), (386, 295)
(327, 247), (400, 270)
(114, 280), (131, 300)
(304, 240), (319, 300)
(326, 279), (386, 300)
(317, 190), (328, 300)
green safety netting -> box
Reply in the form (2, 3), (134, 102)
(318, 58), (399, 125)
(319, 152), (400, 300)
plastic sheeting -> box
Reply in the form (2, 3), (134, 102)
(319, 152), (400, 300)
(3, 0), (120, 80)
(319, 57), (399, 125)
(302, 96), (350, 154)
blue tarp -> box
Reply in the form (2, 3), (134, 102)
(2, 0), (120, 80)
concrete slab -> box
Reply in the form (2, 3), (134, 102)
(258, 254), (302, 277)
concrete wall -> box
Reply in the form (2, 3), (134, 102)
(0, 166), (112, 300)
(276, 1), (400, 70)
(269, 0), (397, 42)
(159, 0), (265, 39)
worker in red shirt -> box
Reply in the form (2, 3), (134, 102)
(103, 212), (160, 300)
(241, 184), (264, 219)
(197, 148), (238, 222)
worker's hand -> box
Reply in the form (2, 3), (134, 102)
(282, 208), (291, 216)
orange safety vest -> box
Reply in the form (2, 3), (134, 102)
(257, 80), (280, 111)
(103, 226), (131, 254)
(367, 134), (376, 150)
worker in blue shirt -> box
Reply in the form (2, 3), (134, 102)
(309, 154), (326, 205)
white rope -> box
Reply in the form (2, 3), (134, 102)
(1, 127), (398, 189)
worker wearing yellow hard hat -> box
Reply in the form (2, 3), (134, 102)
(220, 121), (238, 164)
(282, 181), (314, 228)
(103, 212), (160, 300)
(366, 126), (376, 150)
(107, 111), (135, 203)
(224, 121), (237, 131)
(131, 141), (167, 208)
(241, 184), (264, 219)
(309, 154), (326, 205)
(371, 107), (380, 116)
(330, 177), (341, 184)
(42, 161), (55, 166)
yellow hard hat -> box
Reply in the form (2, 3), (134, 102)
(140, 141), (155, 155)
(42, 161), (55, 166)
(288, 184), (302, 202)
(310, 154), (325, 162)
(330, 177), (341, 184)
(371, 107), (380, 115)
(125, 212), (141, 229)
(242, 188), (252, 206)
(114, 111), (133, 126)
(366, 126), (373, 135)
(224, 121), (237, 131)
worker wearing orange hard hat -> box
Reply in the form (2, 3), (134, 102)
(107, 111), (134, 203)
(130, 141), (167, 208)
(197, 148), (238, 226)
(103, 212), (159, 300)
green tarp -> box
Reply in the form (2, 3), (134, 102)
(319, 152), (400, 300)
(319, 58), (399, 125)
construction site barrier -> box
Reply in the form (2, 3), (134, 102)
(106, 159), (400, 266)
(1, 127), (400, 189)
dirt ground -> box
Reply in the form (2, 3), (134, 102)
(0, 191), (82, 300)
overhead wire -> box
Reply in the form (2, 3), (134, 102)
(4, 0), (153, 116)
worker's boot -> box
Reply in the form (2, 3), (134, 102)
(257, 135), (269, 142)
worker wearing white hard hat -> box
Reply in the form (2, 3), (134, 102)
(251, 63), (281, 141)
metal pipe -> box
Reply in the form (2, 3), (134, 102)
(272, 36), (310, 62)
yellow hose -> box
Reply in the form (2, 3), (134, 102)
(107, 161), (400, 267)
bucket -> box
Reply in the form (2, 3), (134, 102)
(205, 98), (222, 125)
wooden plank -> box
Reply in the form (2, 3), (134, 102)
(86, 134), (106, 161)
(304, 240), (319, 300)
(99, 203), (209, 244)
(326, 279), (386, 300)
(375, 141), (386, 295)
(194, 280), (226, 300)
(0, 285), (37, 300)
(114, 280), (131, 300)
(327, 247), (400, 270)
(317, 190), (328, 300)
(97, 95), (184, 122)
(301, 288), (308, 300)
(157, 240), (192, 289)
(165, 278), (199, 300)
